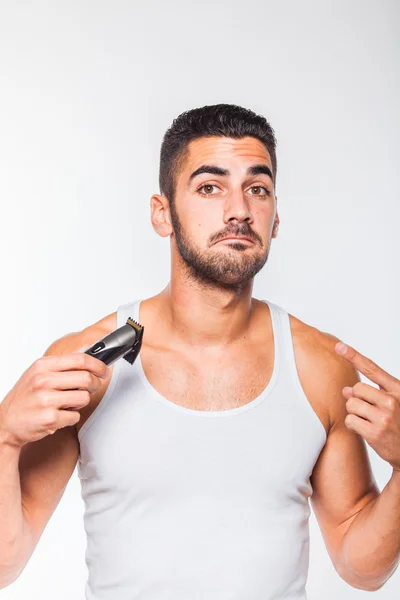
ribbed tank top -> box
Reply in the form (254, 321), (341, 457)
(77, 299), (327, 600)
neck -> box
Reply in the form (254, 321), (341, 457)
(155, 278), (256, 349)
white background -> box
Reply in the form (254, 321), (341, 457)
(0, 0), (399, 598)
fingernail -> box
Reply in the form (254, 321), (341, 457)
(336, 342), (348, 354)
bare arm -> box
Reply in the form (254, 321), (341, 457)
(302, 331), (382, 590)
(330, 344), (400, 590)
(338, 468), (400, 591)
(0, 422), (79, 587)
(0, 330), (109, 588)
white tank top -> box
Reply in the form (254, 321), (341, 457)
(77, 299), (327, 600)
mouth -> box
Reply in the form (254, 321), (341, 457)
(216, 237), (255, 244)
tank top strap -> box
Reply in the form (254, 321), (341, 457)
(262, 299), (299, 385)
(116, 299), (141, 328)
(112, 299), (142, 378)
(118, 298), (299, 388)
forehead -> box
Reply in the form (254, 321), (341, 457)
(183, 136), (272, 175)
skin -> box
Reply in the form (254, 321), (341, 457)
(150, 135), (278, 347)
(9, 135), (383, 590)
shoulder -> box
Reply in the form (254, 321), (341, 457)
(44, 311), (117, 356)
(287, 311), (361, 432)
(41, 311), (118, 436)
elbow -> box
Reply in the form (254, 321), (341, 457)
(336, 559), (388, 592)
(0, 576), (17, 590)
(345, 579), (382, 592)
(340, 575), (384, 592)
(0, 545), (31, 590)
(338, 568), (390, 592)
(338, 556), (400, 591)
(0, 558), (31, 589)
(0, 566), (22, 590)
(358, 581), (386, 592)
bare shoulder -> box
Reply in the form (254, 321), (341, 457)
(45, 310), (117, 354)
(287, 312), (361, 435)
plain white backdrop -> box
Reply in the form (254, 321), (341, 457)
(0, 0), (399, 598)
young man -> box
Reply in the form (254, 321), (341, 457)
(1, 104), (399, 598)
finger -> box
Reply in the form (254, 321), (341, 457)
(342, 386), (354, 400)
(346, 396), (380, 423)
(40, 351), (110, 380)
(345, 413), (374, 439)
(344, 382), (389, 407)
(43, 389), (91, 410)
(78, 344), (91, 352)
(57, 410), (81, 429)
(57, 389), (91, 410)
(44, 370), (103, 394)
(335, 342), (397, 391)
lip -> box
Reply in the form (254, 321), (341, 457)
(217, 237), (255, 244)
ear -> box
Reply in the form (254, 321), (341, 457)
(150, 194), (173, 238)
(272, 208), (280, 238)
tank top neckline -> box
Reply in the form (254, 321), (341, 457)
(134, 299), (281, 418)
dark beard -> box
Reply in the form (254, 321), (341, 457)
(169, 202), (271, 291)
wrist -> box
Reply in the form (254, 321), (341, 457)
(0, 427), (22, 454)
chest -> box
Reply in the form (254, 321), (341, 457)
(77, 338), (330, 439)
(140, 344), (275, 412)
(77, 347), (326, 520)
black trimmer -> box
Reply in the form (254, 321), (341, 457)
(83, 317), (144, 367)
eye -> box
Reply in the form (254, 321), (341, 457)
(249, 186), (270, 196)
(197, 184), (219, 196)
(197, 184), (271, 197)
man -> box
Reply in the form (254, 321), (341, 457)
(0, 104), (399, 599)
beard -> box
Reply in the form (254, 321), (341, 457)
(169, 202), (271, 291)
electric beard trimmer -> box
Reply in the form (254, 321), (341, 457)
(65, 317), (143, 409)
(83, 317), (144, 367)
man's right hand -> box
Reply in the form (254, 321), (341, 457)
(0, 349), (110, 449)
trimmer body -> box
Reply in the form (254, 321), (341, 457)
(83, 317), (144, 367)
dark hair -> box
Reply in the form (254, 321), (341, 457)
(159, 103), (278, 207)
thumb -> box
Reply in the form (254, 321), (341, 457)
(78, 343), (91, 353)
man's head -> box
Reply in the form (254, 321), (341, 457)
(151, 104), (280, 290)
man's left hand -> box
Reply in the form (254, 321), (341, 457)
(335, 341), (400, 472)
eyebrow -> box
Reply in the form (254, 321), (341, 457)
(188, 163), (274, 183)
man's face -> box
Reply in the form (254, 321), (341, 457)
(169, 135), (278, 289)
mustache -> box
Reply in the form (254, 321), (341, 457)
(213, 226), (260, 244)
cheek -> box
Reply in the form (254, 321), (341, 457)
(257, 206), (276, 232)
(244, 202), (272, 225)
(184, 203), (221, 236)
(253, 202), (274, 220)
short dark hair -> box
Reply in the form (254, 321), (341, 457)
(159, 103), (278, 207)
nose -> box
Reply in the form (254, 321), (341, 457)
(223, 192), (253, 224)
